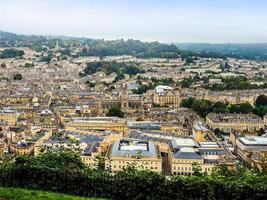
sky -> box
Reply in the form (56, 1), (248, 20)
(1, 0), (267, 43)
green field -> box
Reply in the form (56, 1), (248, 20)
(0, 188), (104, 200)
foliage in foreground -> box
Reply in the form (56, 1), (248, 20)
(0, 187), (103, 200)
(0, 151), (266, 200)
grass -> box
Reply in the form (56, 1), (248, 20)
(0, 187), (105, 200)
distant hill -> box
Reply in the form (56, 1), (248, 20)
(1, 30), (267, 60)
(0, 30), (47, 43)
(0, 30), (181, 58)
(177, 43), (267, 61)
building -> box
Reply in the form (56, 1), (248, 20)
(206, 113), (264, 132)
(0, 109), (18, 126)
(235, 136), (267, 171)
(170, 138), (235, 175)
(9, 129), (52, 155)
(128, 130), (176, 153)
(64, 117), (128, 135)
(192, 121), (213, 142)
(105, 138), (162, 173)
(0, 142), (5, 156)
(34, 109), (57, 129)
(153, 85), (180, 108)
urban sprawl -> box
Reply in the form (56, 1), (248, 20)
(0, 40), (267, 176)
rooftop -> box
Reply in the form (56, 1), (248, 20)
(109, 138), (159, 158)
(239, 136), (267, 146)
(171, 138), (199, 150)
(173, 147), (202, 160)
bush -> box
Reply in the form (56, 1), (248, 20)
(0, 152), (266, 200)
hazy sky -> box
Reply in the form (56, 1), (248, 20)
(1, 0), (267, 43)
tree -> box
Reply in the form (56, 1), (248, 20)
(239, 103), (254, 114)
(212, 101), (229, 113)
(253, 105), (267, 117)
(94, 154), (105, 170)
(40, 53), (53, 63)
(255, 95), (267, 106)
(14, 150), (85, 171)
(106, 107), (124, 118)
(180, 97), (194, 108)
(192, 162), (202, 176)
(229, 103), (254, 114)
(24, 62), (34, 68)
(13, 73), (22, 80)
(181, 78), (193, 88)
(185, 57), (195, 64)
(0, 48), (24, 58)
(132, 84), (152, 94)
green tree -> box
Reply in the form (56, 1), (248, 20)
(13, 73), (22, 80)
(180, 97), (194, 108)
(24, 62), (34, 68)
(106, 107), (124, 118)
(239, 103), (254, 114)
(94, 154), (105, 170)
(253, 105), (267, 117)
(15, 150), (85, 171)
(212, 101), (229, 113)
(192, 162), (202, 176)
(255, 95), (267, 106)
(0, 48), (24, 58)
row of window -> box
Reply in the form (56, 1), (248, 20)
(172, 166), (213, 172)
(113, 165), (158, 170)
(113, 160), (156, 165)
(174, 160), (201, 164)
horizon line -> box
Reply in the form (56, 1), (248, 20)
(1, 30), (267, 45)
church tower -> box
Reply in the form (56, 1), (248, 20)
(121, 84), (129, 109)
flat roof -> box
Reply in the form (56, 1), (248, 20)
(193, 122), (210, 131)
(171, 138), (199, 149)
(239, 136), (267, 146)
(109, 138), (159, 158)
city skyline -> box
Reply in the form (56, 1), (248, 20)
(1, 0), (267, 43)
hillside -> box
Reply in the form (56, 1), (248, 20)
(177, 43), (267, 61)
(0, 30), (180, 58)
(1, 30), (267, 60)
